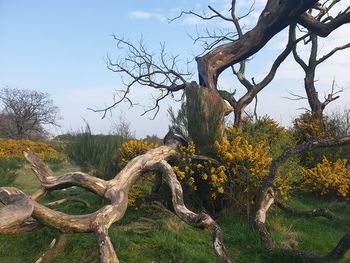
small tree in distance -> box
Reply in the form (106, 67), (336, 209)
(0, 87), (60, 139)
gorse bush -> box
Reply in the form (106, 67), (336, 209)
(293, 113), (331, 143)
(301, 157), (350, 197)
(119, 139), (159, 206)
(232, 116), (295, 158)
(64, 125), (123, 180)
(119, 139), (158, 168)
(293, 112), (350, 168)
(292, 112), (341, 167)
(172, 142), (227, 203)
(0, 138), (60, 161)
(215, 136), (272, 191)
(171, 130), (295, 214)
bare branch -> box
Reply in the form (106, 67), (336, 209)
(35, 234), (70, 263)
(46, 197), (90, 208)
(89, 37), (192, 118)
(196, 0), (319, 89)
(299, 6), (350, 37)
(317, 41), (350, 64)
(274, 198), (336, 220)
(283, 90), (308, 101)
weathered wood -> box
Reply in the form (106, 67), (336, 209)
(0, 187), (34, 229)
(275, 198), (336, 221)
(152, 160), (234, 263)
(35, 233), (70, 263)
(1, 131), (234, 262)
(253, 188), (274, 249)
(25, 151), (109, 197)
(0, 219), (42, 234)
(96, 227), (119, 263)
(46, 197), (91, 208)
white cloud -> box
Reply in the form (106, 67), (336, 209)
(128, 10), (166, 23)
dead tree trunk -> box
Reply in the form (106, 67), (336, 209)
(186, 82), (232, 153)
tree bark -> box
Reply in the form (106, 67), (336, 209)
(186, 82), (232, 153)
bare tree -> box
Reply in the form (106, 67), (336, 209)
(92, 0), (350, 146)
(0, 87), (60, 139)
(291, 2), (350, 120)
(176, 2), (307, 130)
(2, 1), (350, 263)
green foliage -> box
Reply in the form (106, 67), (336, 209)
(168, 102), (189, 139)
(64, 124), (124, 180)
(0, 158), (22, 186)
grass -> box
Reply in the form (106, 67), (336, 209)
(1, 164), (350, 262)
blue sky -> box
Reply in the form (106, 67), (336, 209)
(1, 0), (349, 138)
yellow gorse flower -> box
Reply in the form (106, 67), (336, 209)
(0, 138), (60, 161)
(119, 139), (158, 206)
(301, 157), (350, 197)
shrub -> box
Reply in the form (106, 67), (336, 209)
(64, 125), (123, 180)
(172, 142), (227, 204)
(215, 136), (272, 191)
(293, 113), (331, 143)
(231, 116), (295, 158)
(300, 157), (350, 197)
(0, 138), (60, 161)
(292, 112), (340, 167)
(171, 135), (294, 214)
(0, 158), (22, 186)
(119, 139), (159, 206)
(119, 139), (158, 168)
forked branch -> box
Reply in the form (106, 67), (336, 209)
(0, 132), (233, 263)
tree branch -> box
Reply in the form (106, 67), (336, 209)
(0, 187), (34, 229)
(274, 198), (336, 220)
(317, 42), (350, 64)
(196, 0), (318, 88)
(298, 7), (350, 37)
(152, 160), (233, 263)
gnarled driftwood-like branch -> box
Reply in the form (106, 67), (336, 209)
(0, 132), (233, 263)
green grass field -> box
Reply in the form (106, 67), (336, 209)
(1, 163), (350, 263)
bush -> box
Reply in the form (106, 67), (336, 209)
(0, 159), (22, 186)
(292, 112), (343, 167)
(0, 138), (60, 161)
(172, 135), (294, 214)
(172, 141), (227, 210)
(301, 157), (350, 197)
(232, 116), (295, 158)
(64, 125), (124, 180)
(119, 139), (159, 206)
(119, 139), (158, 168)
